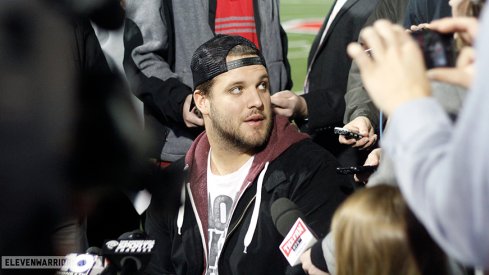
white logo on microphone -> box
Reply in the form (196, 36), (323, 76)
(106, 240), (119, 250)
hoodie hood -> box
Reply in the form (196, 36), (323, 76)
(182, 115), (308, 248)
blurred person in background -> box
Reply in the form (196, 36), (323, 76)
(347, 5), (489, 267)
(0, 1), (75, 264)
(0, 0), (151, 266)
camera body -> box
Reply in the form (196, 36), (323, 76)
(411, 29), (456, 69)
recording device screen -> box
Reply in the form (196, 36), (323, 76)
(411, 29), (456, 69)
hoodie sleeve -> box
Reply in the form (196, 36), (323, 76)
(343, 61), (380, 130)
(288, 141), (353, 239)
(123, 0), (191, 128)
(274, 140), (352, 274)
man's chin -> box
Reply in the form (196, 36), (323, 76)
(243, 131), (270, 149)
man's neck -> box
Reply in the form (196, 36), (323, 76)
(209, 146), (254, 176)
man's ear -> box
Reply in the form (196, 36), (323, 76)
(194, 90), (209, 115)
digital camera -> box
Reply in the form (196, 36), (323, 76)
(411, 29), (456, 69)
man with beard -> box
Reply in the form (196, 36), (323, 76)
(143, 35), (352, 275)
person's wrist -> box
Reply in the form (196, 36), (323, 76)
(387, 93), (429, 116)
(310, 241), (329, 272)
(298, 96), (309, 119)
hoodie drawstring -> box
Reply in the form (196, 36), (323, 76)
(177, 183), (186, 235)
(243, 162), (269, 253)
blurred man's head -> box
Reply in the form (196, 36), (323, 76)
(191, 35), (273, 153)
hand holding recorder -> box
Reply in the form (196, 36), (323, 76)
(336, 116), (377, 149)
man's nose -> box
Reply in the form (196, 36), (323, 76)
(246, 88), (266, 109)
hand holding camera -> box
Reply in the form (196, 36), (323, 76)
(424, 17), (479, 89)
(410, 29), (456, 69)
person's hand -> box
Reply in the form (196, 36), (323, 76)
(409, 22), (431, 32)
(428, 46), (475, 88)
(183, 94), (204, 128)
(354, 148), (382, 183)
(300, 249), (330, 275)
(449, 0), (471, 18)
(347, 20), (431, 116)
(429, 16), (478, 45)
(271, 90), (308, 119)
(339, 116), (377, 149)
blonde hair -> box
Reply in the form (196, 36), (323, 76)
(332, 185), (420, 275)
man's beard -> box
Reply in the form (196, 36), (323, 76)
(209, 105), (273, 153)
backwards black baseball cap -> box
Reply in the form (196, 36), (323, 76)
(190, 34), (267, 89)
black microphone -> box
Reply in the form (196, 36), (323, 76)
(102, 230), (155, 275)
(86, 246), (103, 255)
(271, 198), (318, 266)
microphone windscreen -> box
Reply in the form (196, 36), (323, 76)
(271, 198), (305, 237)
(86, 246), (103, 255)
(118, 230), (147, 240)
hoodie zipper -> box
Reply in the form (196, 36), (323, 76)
(216, 195), (257, 269)
(188, 161), (267, 273)
(186, 183), (208, 268)
(226, 195), (256, 240)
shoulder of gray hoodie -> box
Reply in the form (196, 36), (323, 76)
(363, 82), (468, 275)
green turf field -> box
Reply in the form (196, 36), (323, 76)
(280, 0), (334, 92)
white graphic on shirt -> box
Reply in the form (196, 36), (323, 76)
(206, 151), (254, 275)
(207, 194), (233, 275)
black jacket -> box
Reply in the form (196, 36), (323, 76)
(300, 0), (379, 166)
(144, 116), (352, 275)
(303, 0), (379, 132)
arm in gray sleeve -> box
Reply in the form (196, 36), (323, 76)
(322, 233), (336, 275)
(382, 9), (489, 267)
(125, 0), (177, 82)
(343, 61), (380, 129)
(343, 0), (410, 128)
(123, 0), (191, 127)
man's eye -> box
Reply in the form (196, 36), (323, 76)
(258, 82), (268, 90)
(229, 87), (242, 94)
